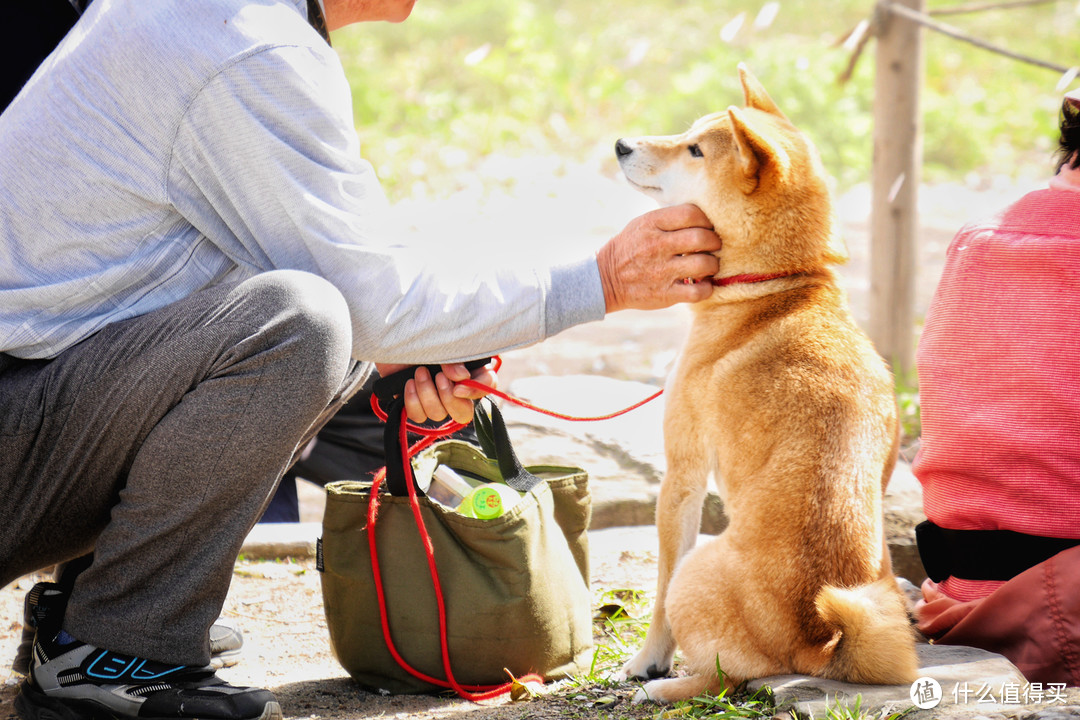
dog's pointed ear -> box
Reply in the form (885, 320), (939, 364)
(728, 105), (788, 191)
(737, 63), (786, 119)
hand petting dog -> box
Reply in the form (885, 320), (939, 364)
(596, 204), (722, 312)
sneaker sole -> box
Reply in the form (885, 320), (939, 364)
(15, 681), (283, 720)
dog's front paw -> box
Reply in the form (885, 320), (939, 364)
(616, 650), (672, 683)
(632, 678), (678, 704)
(633, 675), (716, 704)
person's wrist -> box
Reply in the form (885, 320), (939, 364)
(596, 245), (621, 313)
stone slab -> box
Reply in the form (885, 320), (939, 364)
(242, 522), (320, 560)
(749, 642), (1080, 719)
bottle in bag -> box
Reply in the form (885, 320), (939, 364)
(425, 465), (477, 509)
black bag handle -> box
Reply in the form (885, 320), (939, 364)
(375, 360), (543, 498)
(375, 360), (489, 498)
(380, 392), (411, 497)
(471, 400), (544, 494)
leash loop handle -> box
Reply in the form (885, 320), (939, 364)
(372, 357), (491, 497)
(371, 357), (492, 411)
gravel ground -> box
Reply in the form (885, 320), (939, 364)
(2, 529), (668, 720)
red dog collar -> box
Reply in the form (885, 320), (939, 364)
(711, 270), (803, 286)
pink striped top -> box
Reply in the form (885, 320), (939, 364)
(913, 171), (1080, 602)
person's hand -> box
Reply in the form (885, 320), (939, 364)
(374, 362), (497, 425)
(596, 204), (722, 313)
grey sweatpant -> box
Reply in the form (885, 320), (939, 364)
(0, 270), (368, 665)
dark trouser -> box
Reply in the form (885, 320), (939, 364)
(260, 383), (387, 523)
(0, 270), (368, 665)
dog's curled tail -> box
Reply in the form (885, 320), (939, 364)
(815, 579), (919, 685)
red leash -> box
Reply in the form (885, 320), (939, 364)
(371, 356), (664, 426)
(456, 381), (662, 422)
(366, 356), (662, 700)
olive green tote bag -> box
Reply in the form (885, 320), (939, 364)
(318, 400), (593, 695)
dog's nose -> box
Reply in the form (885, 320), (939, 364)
(615, 139), (633, 159)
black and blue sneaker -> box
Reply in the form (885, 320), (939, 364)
(15, 630), (281, 720)
(11, 581), (69, 680)
(12, 582), (244, 677)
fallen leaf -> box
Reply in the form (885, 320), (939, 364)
(595, 603), (634, 620)
(505, 670), (546, 701)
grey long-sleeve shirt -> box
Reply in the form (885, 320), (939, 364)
(0, 0), (605, 362)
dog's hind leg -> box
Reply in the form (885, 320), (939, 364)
(632, 669), (728, 705)
(618, 447), (710, 681)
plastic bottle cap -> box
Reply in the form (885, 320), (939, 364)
(469, 487), (503, 519)
(461, 484), (520, 519)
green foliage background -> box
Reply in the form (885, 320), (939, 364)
(331, 0), (1079, 200)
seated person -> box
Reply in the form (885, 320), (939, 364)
(914, 89), (1080, 686)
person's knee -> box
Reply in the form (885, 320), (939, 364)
(240, 270), (353, 386)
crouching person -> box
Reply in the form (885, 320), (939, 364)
(0, 1), (723, 718)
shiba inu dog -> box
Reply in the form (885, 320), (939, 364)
(615, 65), (918, 702)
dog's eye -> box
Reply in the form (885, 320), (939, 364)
(688, 144), (704, 158)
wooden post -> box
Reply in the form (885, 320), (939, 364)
(870, 0), (923, 377)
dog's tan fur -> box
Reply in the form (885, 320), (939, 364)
(615, 65), (918, 702)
